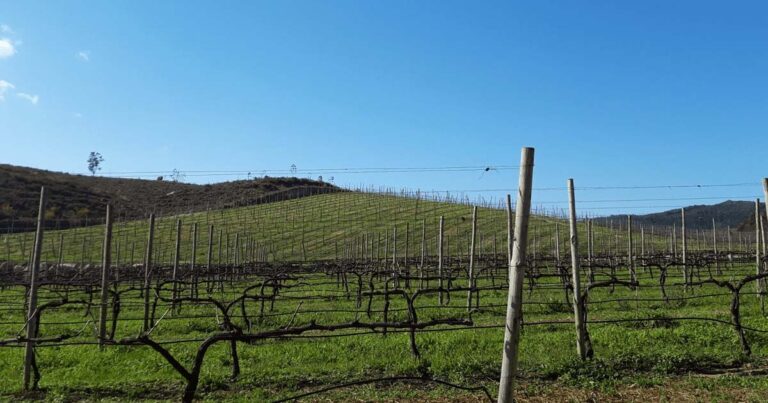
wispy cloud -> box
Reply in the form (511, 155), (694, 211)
(0, 24), (13, 34)
(0, 80), (14, 100)
(17, 92), (39, 105)
(74, 112), (83, 118)
(0, 38), (16, 58)
(77, 50), (90, 62)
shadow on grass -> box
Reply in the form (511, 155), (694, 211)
(7, 383), (183, 402)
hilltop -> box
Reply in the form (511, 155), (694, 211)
(0, 164), (339, 231)
(596, 200), (763, 231)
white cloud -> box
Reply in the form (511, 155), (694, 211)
(0, 80), (14, 100)
(17, 92), (39, 105)
(0, 25), (13, 34)
(77, 50), (90, 62)
(0, 38), (16, 58)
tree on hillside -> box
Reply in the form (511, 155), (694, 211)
(87, 152), (104, 175)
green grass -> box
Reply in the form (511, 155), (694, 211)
(0, 192), (763, 401)
(2, 264), (768, 401)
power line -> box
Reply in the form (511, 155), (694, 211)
(99, 165), (519, 177)
(381, 183), (759, 194)
(532, 196), (759, 205)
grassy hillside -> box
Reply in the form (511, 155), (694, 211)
(1, 192), (631, 265)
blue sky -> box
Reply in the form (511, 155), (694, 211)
(1, 1), (766, 214)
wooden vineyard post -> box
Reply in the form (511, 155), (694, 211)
(438, 216), (444, 305)
(99, 204), (112, 349)
(628, 216), (635, 282)
(506, 194), (513, 265)
(554, 223), (560, 264)
(713, 219), (720, 275)
(172, 219), (182, 310)
(98, 204), (113, 349)
(757, 199), (765, 295)
(234, 233), (240, 277)
(56, 233), (64, 275)
(190, 223), (198, 298)
(23, 187), (46, 390)
(728, 226), (732, 252)
(143, 214), (155, 332)
(392, 225), (397, 270)
(763, 179), (768, 271)
(498, 147), (534, 403)
(587, 219), (594, 284)
(682, 208), (688, 289)
(218, 229), (223, 290)
(207, 225), (214, 291)
(420, 219), (426, 289)
(467, 206), (477, 312)
(392, 225), (399, 288)
(762, 217), (767, 273)
(567, 179), (592, 359)
(405, 222), (410, 288)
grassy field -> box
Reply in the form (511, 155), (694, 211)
(2, 263), (768, 402)
(1, 192), (765, 402)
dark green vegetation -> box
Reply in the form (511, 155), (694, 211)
(1, 192), (767, 402)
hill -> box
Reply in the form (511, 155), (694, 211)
(596, 200), (763, 231)
(1, 191), (582, 264)
(0, 164), (339, 232)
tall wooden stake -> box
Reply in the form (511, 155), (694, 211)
(498, 147), (534, 403)
(467, 206), (477, 311)
(438, 216), (444, 305)
(758, 199), (765, 295)
(142, 214), (155, 332)
(567, 179), (591, 359)
(682, 208), (688, 288)
(628, 215), (635, 282)
(98, 204), (113, 348)
(420, 219), (426, 288)
(190, 222), (198, 298)
(23, 187), (46, 390)
(587, 219), (594, 283)
(172, 219), (182, 309)
(763, 178), (768, 257)
(713, 218), (720, 274)
(207, 225), (214, 278)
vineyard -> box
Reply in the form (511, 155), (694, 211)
(2, 154), (768, 401)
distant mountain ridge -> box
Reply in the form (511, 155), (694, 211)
(596, 200), (765, 232)
(0, 164), (340, 232)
